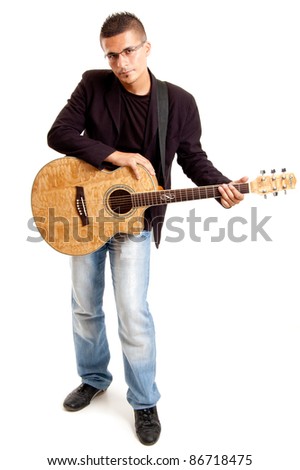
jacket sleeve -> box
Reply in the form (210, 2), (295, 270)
(47, 73), (115, 168)
(176, 93), (231, 186)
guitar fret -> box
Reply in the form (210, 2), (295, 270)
(186, 189), (193, 201)
(177, 189), (183, 202)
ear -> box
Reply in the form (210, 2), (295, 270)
(145, 41), (151, 57)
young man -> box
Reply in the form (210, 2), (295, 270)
(47, 12), (247, 446)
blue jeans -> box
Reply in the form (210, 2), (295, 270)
(70, 231), (160, 410)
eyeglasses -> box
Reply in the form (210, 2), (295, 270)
(104, 41), (146, 62)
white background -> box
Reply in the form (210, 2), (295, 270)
(1, 0), (299, 468)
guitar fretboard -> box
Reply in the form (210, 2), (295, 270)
(132, 183), (250, 208)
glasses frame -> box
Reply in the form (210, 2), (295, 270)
(104, 41), (146, 62)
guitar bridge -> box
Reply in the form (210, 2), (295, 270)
(75, 186), (89, 226)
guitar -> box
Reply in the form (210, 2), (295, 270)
(31, 157), (296, 255)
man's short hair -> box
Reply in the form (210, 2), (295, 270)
(100, 12), (147, 42)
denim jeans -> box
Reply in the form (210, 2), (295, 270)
(70, 231), (160, 410)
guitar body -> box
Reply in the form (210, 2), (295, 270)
(31, 157), (159, 255)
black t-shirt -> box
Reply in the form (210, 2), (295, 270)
(116, 85), (158, 229)
(117, 85), (150, 154)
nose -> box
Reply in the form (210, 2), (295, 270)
(117, 52), (128, 67)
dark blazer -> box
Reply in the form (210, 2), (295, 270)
(47, 69), (230, 246)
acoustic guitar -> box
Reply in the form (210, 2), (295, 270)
(31, 157), (296, 255)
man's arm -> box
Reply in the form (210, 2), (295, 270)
(176, 92), (246, 208)
(47, 75), (116, 168)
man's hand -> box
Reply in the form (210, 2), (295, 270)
(104, 151), (155, 180)
(218, 176), (248, 208)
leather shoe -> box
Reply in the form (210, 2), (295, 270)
(134, 406), (161, 445)
(63, 383), (106, 411)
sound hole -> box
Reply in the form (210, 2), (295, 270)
(108, 189), (133, 215)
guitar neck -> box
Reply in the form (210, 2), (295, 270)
(132, 182), (250, 208)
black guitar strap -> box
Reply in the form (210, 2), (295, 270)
(156, 80), (169, 182)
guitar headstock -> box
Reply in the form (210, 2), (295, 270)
(250, 169), (297, 196)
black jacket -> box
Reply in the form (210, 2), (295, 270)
(48, 69), (230, 246)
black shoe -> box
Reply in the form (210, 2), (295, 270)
(134, 406), (161, 445)
(63, 383), (106, 411)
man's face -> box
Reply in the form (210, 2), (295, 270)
(101, 30), (151, 92)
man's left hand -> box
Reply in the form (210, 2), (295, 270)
(218, 176), (248, 209)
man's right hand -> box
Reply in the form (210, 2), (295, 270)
(104, 151), (156, 180)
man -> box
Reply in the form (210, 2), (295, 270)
(47, 12), (247, 446)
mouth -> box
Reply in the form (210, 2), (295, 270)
(119, 69), (134, 78)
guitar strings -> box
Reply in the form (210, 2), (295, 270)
(106, 183), (250, 206)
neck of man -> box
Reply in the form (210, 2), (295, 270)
(122, 69), (151, 96)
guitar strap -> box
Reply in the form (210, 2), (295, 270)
(156, 80), (169, 182)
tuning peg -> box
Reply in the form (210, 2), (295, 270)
(273, 192), (278, 196)
(260, 170), (266, 181)
(271, 169), (276, 173)
(281, 168), (286, 173)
